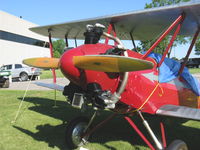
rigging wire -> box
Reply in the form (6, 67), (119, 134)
(11, 73), (34, 124)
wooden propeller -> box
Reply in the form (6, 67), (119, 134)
(73, 55), (154, 72)
(23, 57), (60, 69)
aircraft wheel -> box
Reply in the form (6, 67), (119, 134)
(166, 140), (188, 150)
(65, 116), (89, 149)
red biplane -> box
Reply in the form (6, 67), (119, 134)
(23, 1), (200, 150)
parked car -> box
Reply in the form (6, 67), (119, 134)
(0, 70), (11, 88)
(180, 58), (200, 68)
(0, 64), (42, 81)
(185, 58), (200, 68)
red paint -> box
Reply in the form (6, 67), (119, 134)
(60, 44), (119, 91)
(59, 43), (200, 115)
(158, 21), (182, 67)
(105, 23), (117, 46)
(124, 116), (156, 150)
(160, 121), (167, 148)
(48, 32), (57, 83)
(55, 13), (200, 150)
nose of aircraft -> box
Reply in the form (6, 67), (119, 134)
(59, 47), (83, 84)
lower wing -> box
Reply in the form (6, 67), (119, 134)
(156, 105), (200, 121)
(35, 82), (64, 91)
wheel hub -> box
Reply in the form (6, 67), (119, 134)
(71, 122), (88, 146)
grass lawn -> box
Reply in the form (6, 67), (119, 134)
(189, 68), (200, 74)
(0, 90), (200, 150)
(40, 70), (64, 79)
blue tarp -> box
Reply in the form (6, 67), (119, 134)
(148, 53), (200, 96)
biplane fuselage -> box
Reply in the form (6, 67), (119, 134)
(60, 43), (200, 115)
(21, 2), (200, 149)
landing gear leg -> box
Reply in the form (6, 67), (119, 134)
(124, 111), (164, 150)
(138, 111), (164, 150)
(124, 116), (158, 150)
(125, 111), (188, 150)
(66, 112), (117, 149)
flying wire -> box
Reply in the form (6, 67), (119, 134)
(131, 82), (163, 113)
(137, 83), (160, 111)
(11, 72), (35, 124)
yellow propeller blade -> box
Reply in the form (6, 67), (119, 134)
(23, 57), (60, 69)
(73, 55), (154, 72)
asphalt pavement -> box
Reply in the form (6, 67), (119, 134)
(0, 78), (69, 90)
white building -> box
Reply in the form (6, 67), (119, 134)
(0, 10), (50, 66)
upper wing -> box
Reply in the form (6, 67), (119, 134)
(30, 1), (200, 40)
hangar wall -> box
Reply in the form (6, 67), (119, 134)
(0, 10), (50, 66)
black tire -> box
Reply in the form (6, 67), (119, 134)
(30, 75), (36, 80)
(167, 140), (188, 150)
(20, 72), (29, 81)
(2, 79), (9, 88)
(65, 116), (89, 149)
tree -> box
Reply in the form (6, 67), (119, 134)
(138, 0), (190, 57)
(195, 38), (200, 55)
(145, 0), (190, 8)
(52, 39), (66, 58)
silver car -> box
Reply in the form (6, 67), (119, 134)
(0, 64), (42, 81)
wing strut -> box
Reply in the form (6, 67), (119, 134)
(142, 13), (185, 60)
(105, 23), (117, 46)
(48, 29), (57, 106)
(130, 32), (137, 51)
(74, 38), (78, 47)
(48, 30), (57, 84)
(158, 14), (185, 67)
(178, 28), (200, 74)
(65, 34), (69, 47)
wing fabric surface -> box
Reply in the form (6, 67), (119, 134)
(30, 1), (200, 40)
(156, 105), (200, 121)
(35, 82), (64, 91)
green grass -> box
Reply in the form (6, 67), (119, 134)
(40, 70), (64, 79)
(189, 68), (200, 74)
(0, 90), (200, 150)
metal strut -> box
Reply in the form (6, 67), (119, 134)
(84, 110), (98, 133)
(48, 29), (57, 107)
(48, 30), (57, 84)
(142, 13), (185, 59)
(138, 111), (163, 150)
(125, 112), (165, 150)
(178, 27), (200, 75)
(82, 113), (117, 138)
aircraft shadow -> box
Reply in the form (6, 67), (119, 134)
(14, 97), (200, 150)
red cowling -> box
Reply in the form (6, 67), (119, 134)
(59, 43), (119, 91)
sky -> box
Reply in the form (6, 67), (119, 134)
(1, 0), (198, 59)
(1, 0), (152, 25)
